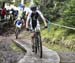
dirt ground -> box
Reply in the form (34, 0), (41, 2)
(0, 38), (25, 63)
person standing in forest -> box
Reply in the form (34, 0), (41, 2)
(1, 2), (6, 20)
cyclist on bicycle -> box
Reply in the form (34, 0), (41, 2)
(14, 5), (25, 27)
(14, 17), (23, 28)
(26, 5), (47, 52)
(14, 17), (24, 39)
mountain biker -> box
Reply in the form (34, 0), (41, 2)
(14, 18), (24, 38)
(14, 17), (24, 39)
(14, 4), (25, 28)
(26, 5), (47, 52)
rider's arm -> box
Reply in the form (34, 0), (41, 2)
(37, 10), (47, 26)
(26, 12), (31, 28)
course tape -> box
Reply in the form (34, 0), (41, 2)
(46, 19), (75, 30)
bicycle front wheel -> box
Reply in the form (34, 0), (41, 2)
(15, 28), (19, 39)
(36, 32), (43, 58)
(38, 35), (42, 58)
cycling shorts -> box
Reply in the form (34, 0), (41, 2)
(29, 20), (40, 32)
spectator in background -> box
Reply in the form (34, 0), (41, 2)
(1, 2), (6, 20)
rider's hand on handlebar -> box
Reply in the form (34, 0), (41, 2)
(42, 26), (48, 30)
(44, 26), (48, 28)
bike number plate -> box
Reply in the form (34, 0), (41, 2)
(16, 21), (22, 28)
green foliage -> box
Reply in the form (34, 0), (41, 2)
(41, 24), (66, 44)
(63, 0), (75, 27)
(38, 0), (66, 21)
(14, 0), (21, 6)
(11, 43), (23, 52)
(33, 0), (41, 5)
(41, 25), (75, 51)
(43, 42), (73, 52)
(0, 0), (12, 3)
(25, 2), (30, 7)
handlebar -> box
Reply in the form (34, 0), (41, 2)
(26, 26), (48, 31)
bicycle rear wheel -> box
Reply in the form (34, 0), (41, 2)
(15, 28), (19, 39)
(38, 34), (42, 58)
(34, 36), (38, 54)
(36, 32), (43, 58)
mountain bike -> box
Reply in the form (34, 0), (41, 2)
(33, 26), (47, 58)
